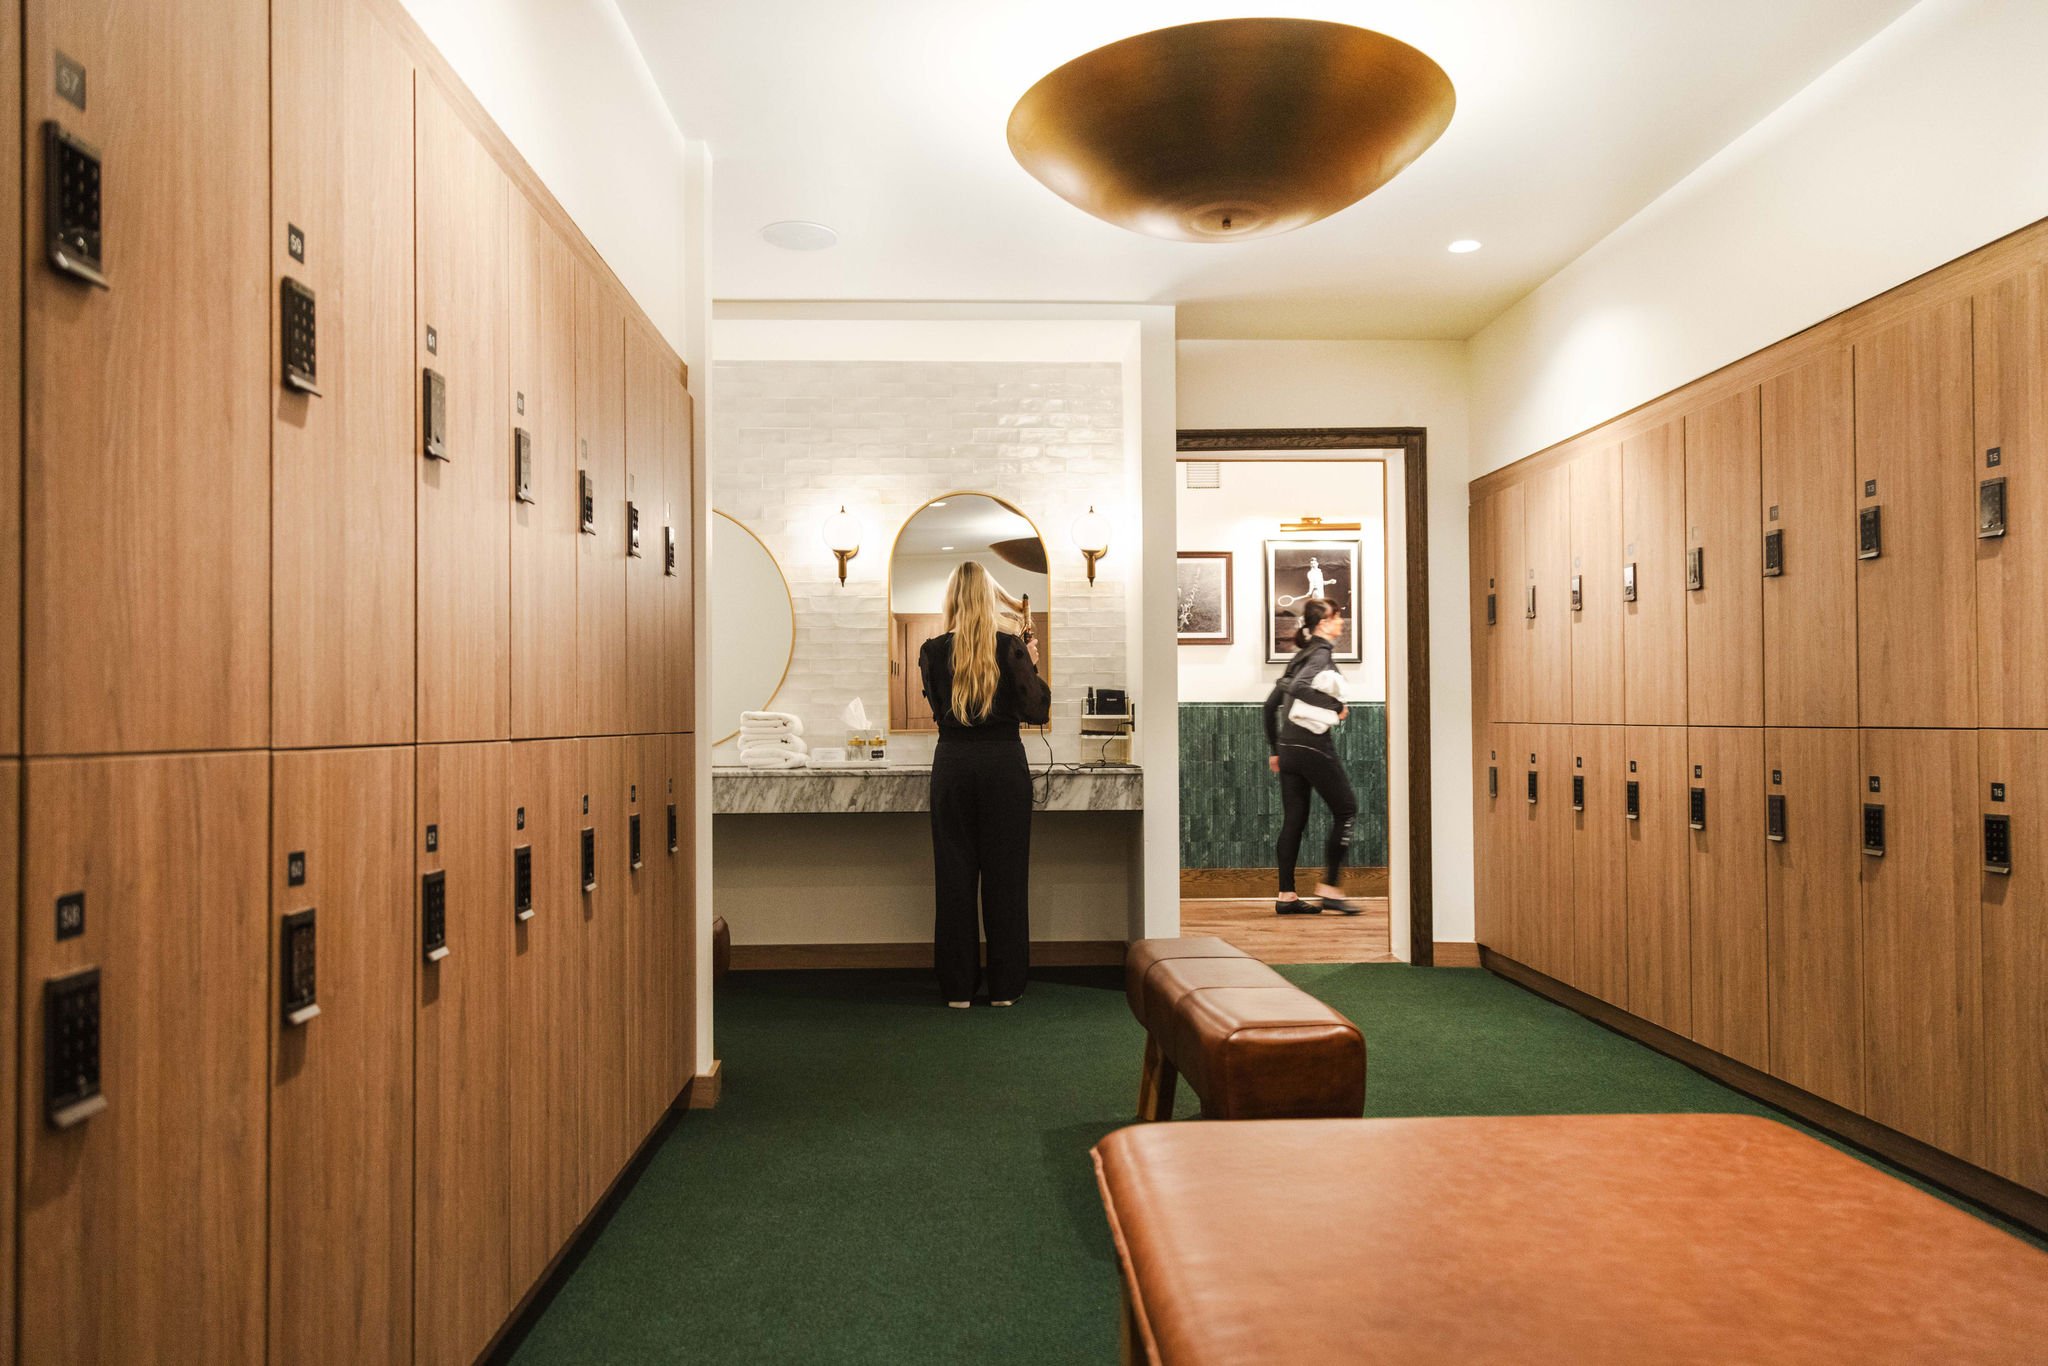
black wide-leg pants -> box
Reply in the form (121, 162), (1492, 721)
(930, 740), (1033, 1002)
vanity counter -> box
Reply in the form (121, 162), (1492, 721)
(713, 764), (1142, 815)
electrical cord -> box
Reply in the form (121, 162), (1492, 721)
(1032, 725), (1128, 808)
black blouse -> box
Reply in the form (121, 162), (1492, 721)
(918, 631), (1053, 742)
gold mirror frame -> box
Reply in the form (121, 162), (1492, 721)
(711, 509), (797, 747)
(886, 491), (1053, 733)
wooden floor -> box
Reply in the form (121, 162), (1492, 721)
(1178, 896), (1395, 964)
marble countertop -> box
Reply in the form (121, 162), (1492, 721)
(713, 764), (1143, 815)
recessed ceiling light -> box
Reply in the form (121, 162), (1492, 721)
(762, 220), (838, 251)
(941, 545), (956, 551)
(931, 501), (947, 506)
(1448, 238), (1482, 253)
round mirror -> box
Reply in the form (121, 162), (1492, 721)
(888, 494), (1050, 731)
(711, 511), (796, 744)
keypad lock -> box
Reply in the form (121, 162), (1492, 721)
(280, 908), (320, 1026)
(513, 844), (535, 922)
(1984, 814), (2013, 875)
(1689, 786), (1707, 830)
(1622, 562), (1637, 602)
(1570, 575), (1583, 613)
(1862, 803), (1886, 856)
(1766, 794), (1787, 843)
(667, 801), (679, 854)
(44, 122), (107, 288)
(514, 428), (535, 504)
(1979, 478), (2007, 539)
(1526, 770), (1538, 805)
(579, 471), (597, 535)
(629, 813), (643, 871)
(1571, 775), (1585, 811)
(1485, 592), (1496, 626)
(1857, 506), (1882, 560)
(581, 827), (597, 893)
(1524, 585), (1537, 620)
(281, 279), (321, 396)
(1762, 529), (1783, 578)
(1625, 780), (1640, 821)
(627, 502), (643, 558)
(421, 871), (450, 962)
(45, 967), (107, 1129)
(1488, 766), (1498, 799)
(1686, 547), (1705, 592)
(422, 368), (449, 461)
(665, 525), (678, 578)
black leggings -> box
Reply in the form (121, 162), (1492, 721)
(1277, 745), (1358, 893)
(930, 741), (1032, 1001)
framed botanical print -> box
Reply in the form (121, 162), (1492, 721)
(1265, 539), (1361, 663)
(1175, 551), (1233, 644)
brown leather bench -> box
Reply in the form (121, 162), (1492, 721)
(1124, 936), (1365, 1121)
(1094, 1113), (2048, 1365)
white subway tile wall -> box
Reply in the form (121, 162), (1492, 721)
(712, 360), (1129, 764)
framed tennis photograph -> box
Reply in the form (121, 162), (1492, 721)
(1175, 551), (1233, 644)
(1265, 539), (1361, 662)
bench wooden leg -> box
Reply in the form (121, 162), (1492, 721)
(1138, 1033), (1178, 1121)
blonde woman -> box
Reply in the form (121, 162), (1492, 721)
(917, 561), (1052, 1007)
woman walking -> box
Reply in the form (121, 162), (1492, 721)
(919, 561), (1053, 1007)
(1263, 597), (1361, 916)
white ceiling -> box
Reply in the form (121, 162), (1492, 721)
(617, 0), (1917, 340)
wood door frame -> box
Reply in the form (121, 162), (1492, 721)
(1176, 427), (1435, 965)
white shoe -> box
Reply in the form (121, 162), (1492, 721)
(946, 1000), (971, 1010)
(991, 999), (1015, 1008)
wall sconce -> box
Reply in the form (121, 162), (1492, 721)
(1072, 505), (1110, 586)
(822, 505), (861, 586)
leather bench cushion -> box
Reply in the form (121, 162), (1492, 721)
(1138, 957), (1290, 1038)
(1093, 1113), (2048, 1366)
(1124, 936), (1247, 1022)
(1165, 987), (1365, 1120)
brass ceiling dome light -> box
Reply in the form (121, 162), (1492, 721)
(1006, 18), (1455, 243)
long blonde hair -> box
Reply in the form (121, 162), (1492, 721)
(944, 561), (1002, 723)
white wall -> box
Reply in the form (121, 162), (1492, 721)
(1469, 0), (2048, 470)
(1177, 461), (1388, 704)
(1175, 341), (1473, 949)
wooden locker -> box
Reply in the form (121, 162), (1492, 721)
(1687, 726), (1768, 1069)
(625, 324), (670, 734)
(664, 384), (697, 733)
(668, 731), (697, 1095)
(416, 80), (511, 743)
(269, 747), (414, 1366)
(1859, 728), (1981, 1160)
(577, 273), (629, 737)
(414, 742), (512, 1366)
(625, 734), (672, 1134)
(271, 0), (415, 748)
(20, 753), (267, 1363)
(1623, 726), (1691, 1036)
(1568, 448), (1622, 724)
(1510, 725), (1572, 980)
(1760, 352), (1856, 727)
(1523, 467), (1571, 723)
(581, 736), (632, 1202)
(1621, 419), (1687, 725)
(1855, 300), (1976, 728)
(508, 739), (584, 1291)
(24, 0), (269, 755)
(1569, 725), (1626, 1005)
(1763, 727), (1862, 1110)
(0, 762), (15, 1363)
(1468, 495), (1497, 726)
(1684, 390), (1763, 725)
(0, 2), (19, 757)
(1981, 729), (2048, 1192)
(510, 198), (580, 739)
(1475, 730), (1510, 957)
(1974, 265), (2048, 728)
(1491, 483), (1528, 722)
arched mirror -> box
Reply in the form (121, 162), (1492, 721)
(888, 493), (1051, 731)
(711, 511), (796, 744)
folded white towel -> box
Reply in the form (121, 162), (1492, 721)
(740, 734), (808, 755)
(742, 749), (808, 770)
(741, 711), (804, 736)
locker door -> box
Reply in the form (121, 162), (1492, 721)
(576, 274), (629, 737)
(664, 386), (697, 733)
(508, 739), (583, 1291)
(24, 0), (269, 754)
(1974, 265), (2048, 728)
(414, 742), (512, 1366)
(625, 325), (670, 734)
(416, 81), (511, 743)
(1859, 728), (1981, 1160)
(1687, 726), (1768, 1069)
(1468, 496), (1497, 726)
(1981, 730), (2048, 1192)
(1569, 725), (1626, 1006)
(1623, 726), (1690, 1036)
(1493, 484), (1528, 722)
(668, 732), (698, 1095)
(1621, 419), (1687, 724)
(581, 736), (632, 1201)
(510, 201), (579, 739)
(1684, 390), (1763, 725)
(1568, 448), (1623, 724)
(1475, 731), (1509, 956)
(625, 734), (672, 1134)
(271, 1), (415, 748)
(21, 753), (267, 1363)
(0, 3), (19, 757)
(269, 748), (413, 1366)
(1760, 352), (1855, 727)
(0, 762), (15, 1362)
(1512, 725), (1572, 979)
(1523, 468), (1571, 722)
(1763, 728), (1862, 1110)
(1855, 300), (1975, 728)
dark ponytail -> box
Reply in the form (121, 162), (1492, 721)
(1294, 597), (1340, 649)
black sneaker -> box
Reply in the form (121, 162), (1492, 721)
(1322, 895), (1362, 916)
(1275, 899), (1322, 915)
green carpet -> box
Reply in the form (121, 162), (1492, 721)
(508, 964), (2029, 1364)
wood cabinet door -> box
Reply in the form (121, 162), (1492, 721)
(1621, 726), (1691, 1036)
(1974, 265), (2048, 728)
(580, 736), (632, 1203)
(1855, 300), (1976, 728)
(623, 734), (669, 1139)
(0, 4), (19, 757)
(415, 81), (511, 743)
(20, 754), (268, 1364)
(1511, 724), (1573, 980)
(1569, 448), (1623, 724)
(1687, 726), (1768, 1069)
(510, 200), (580, 740)
(414, 741), (512, 1366)
(1763, 727), (1862, 1110)
(24, 0), (270, 755)
(1468, 496), (1498, 726)
(1980, 729), (2048, 1193)
(1475, 729), (1510, 957)
(664, 386), (697, 733)
(269, 747), (414, 1366)
(1859, 728), (1982, 1161)
(669, 731), (698, 1095)
(1760, 352), (1856, 727)
(1523, 468), (1572, 723)
(624, 324), (670, 734)
(271, 0), (415, 748)
(1492, 484), (1529, 722)
(1570, 724), (1627, 1006)
(1684, 390), (1763, 725)
(576, 275), (629, 737)
(0, 762), (15, 1362)
(1622, 420), (1687, 725)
